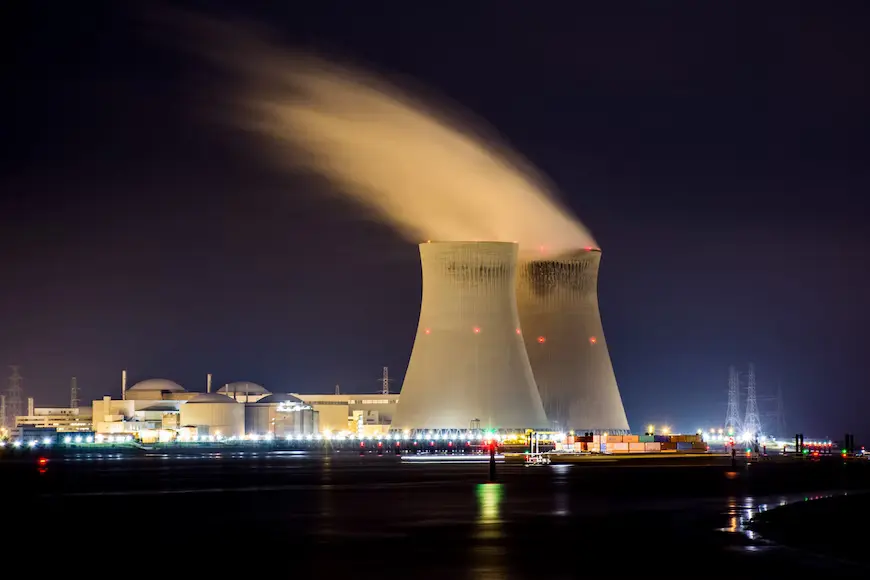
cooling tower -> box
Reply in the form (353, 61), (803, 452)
(517, 248), (630, 433)
(393, 242), (549, 431)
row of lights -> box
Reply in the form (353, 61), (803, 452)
(423, 327), (597, 344)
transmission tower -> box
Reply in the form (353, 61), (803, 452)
(743, 363), (762, 439)
(70, 376), (80, 409)
(724, 365), (742, 436)
(382, 367), (390, 395)
(5, 366), (23, 427)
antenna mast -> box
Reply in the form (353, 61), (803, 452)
(382, 367), (389, 395)
(70, 376), (80, 409)
(724, 365), (742, 437)
(743, 363), (762, 440)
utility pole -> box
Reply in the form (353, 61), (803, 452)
(382, 367), (390, 395)
(743, 363), (762, 440)
(724, 365), (742, 437)
(70, 376), (80, 409)
(6, 366), (23, 427)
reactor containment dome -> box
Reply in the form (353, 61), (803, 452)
(516, 247), (630, 433)
(392, 241), (549, 431)
(127, 379), (186, 393)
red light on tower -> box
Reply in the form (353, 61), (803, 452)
(515, 328), (522, 335)
(589, 336), (597, 345)
(424, 328), (431, 335)
(537, 336), (546, 344)
(473, 327), (481, 334)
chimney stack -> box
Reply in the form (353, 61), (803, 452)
(27, 397), (34, 417)
(207, 373), (212, 394)
(122, 369), (127, 401)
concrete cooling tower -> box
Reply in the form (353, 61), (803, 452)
(517, 248), (630, 433)
(393, 241), (549, 432)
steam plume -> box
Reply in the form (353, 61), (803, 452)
(177, 14), (596, 253)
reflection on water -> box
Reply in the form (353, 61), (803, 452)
(720, 491), (847, 543)
(552, 464), (571, 517)
(472, 483), (506, 580)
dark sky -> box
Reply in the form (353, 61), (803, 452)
(2, 2), (867, 440)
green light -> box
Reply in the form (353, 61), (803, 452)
(803, 449), (809, 454)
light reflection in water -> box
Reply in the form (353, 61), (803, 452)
(471, 483), (506, 580)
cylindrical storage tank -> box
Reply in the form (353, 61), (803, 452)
(180, 393), (244, 437)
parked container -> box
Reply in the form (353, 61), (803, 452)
(644, 442), (661, 452)
(606, 435), (624, 443)
(609, 442), (629, 451)
(628, 442), (646, 452)
(639, 435), (654, 443)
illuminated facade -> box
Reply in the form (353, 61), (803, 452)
(393, 242), (548, 431)
(517, 248), (629, 433)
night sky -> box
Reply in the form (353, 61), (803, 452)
(2, 2), (867, 439)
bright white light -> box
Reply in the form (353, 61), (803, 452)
(42, 437), (52, 445)
(403, 433), (409, 440)
(285, 435), (293, 441)
(126, 435), (133, 442)
(63, 436), (72, 444)
(86, 436), (93, 443)
(265, 433), (275, 441)
(75, 435), (82, 443)
(0, 441), (5, 448)
(249, 434), (259, 442)
(28, 440), (37, 448)
(741, 432), (752, 442)
(13, 440), (22, 448)
(306, 434), (313, 441)
(95, 434), (104, 443)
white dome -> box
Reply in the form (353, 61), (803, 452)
(128, 379), (185, 393)
(186, 393), (238, 404)
(217, 382), (271, 396)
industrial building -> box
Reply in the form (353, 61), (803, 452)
(91, 377), (199, 434)
(393, 241), (549, 432)
(291, 393), (397, 436)
(14, 398), (92, 433)
(245, 394), (319, 437)
(517, 247), (630, 434)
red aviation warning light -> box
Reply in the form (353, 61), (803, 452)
(424, 328), (431, 335)
(589, 336), (597, 345)
(516, 328), (522, 335)
(537, 336), (546, 344)
(473, 327), (481, 334)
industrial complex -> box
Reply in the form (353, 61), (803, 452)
(2, 240), (784, 455)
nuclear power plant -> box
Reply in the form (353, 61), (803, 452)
(517, 248), (630, 433)
(392, 242), (549, 432)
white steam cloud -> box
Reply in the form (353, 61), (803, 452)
(177, 14), (596, 253)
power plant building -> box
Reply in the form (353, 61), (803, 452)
(517, 248), (630, 433)
(393, 241), (549, 432)
(245, 394), (319, 437)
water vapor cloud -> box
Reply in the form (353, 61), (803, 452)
(177, 13), (596, 253)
